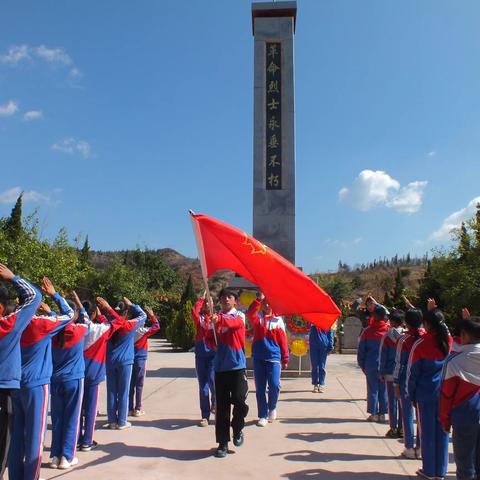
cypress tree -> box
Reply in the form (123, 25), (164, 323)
(4, 193), (23, 241)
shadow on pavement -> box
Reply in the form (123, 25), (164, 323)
(148, 367), (196, 378)
(280, 417), (367, 425)
(282, 468), (412, 479)
(280, 398), (363, 403)
(129, 418), (195, 430)
(286, 432), (384, 442)
(272, 449), (396, 462)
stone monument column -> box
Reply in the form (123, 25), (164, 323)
(252, 1), (296, 264)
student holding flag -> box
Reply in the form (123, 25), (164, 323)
(211, 288), (248, 458)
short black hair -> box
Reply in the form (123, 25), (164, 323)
(390, 309), (405, 326)
(218, 288), (239, 300)
(114, 300), (128, 314)
(82, 300), (94, 315)
(0, 284), (8, 307)
(405, 308), (423, 329)
(373, 305), (386, 321)
(459, 316), (480, 341)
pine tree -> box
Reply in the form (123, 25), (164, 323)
(4, 193), (23, 241)
(180, 274), (196, 305)
(80, 236), (90, 265)
(459, 222), (471, 259)
(391, 267), (405, 306)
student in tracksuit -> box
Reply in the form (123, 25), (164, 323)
(440, 315), (480, 480)
(357, 305), (389, 422)
(105, 298), (146, 430)
(309, 323), (334, 393)
(212, 288), (248, 459)
(0, 264), (41, 478)
(192, 294), (216, 427)
(50, 298), (89, 470)
(407, 308), (452, 480)
(72, 294), (125, 451)
(393, 307), (424, 459)
(129, 306), (160, 417)
(8, 277), (73, 480)
(379, 309), (404, 438)
(247, 292), (289, 426)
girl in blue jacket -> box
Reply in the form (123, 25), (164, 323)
(407, 307), (452, 480)
(309, 324), (334, 393)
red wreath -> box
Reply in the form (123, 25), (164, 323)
(286, 315), (309, 334)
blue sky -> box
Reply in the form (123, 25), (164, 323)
(1, 0), (479, 272)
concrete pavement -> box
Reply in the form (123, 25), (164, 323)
(26, 339), (456, 480)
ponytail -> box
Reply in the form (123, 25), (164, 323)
(425, 310), (451, 357)
(405, 308), (423, 339)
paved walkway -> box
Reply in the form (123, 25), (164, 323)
(29, 339), (455, 480)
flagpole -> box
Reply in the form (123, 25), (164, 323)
(189, 210), (218, 345)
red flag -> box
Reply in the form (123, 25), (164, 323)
(191, 213), (341, 330)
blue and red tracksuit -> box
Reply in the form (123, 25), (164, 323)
(129, 315), (160, 412)
(309, 324), (333, 387)
(440, 343), (480, 480)
(407, 332), (452, 478)
(78, 309), (125, 447)
(192, 299), (216, 420)
(379, 326), (403, 431)
(393, 328), (425, 450)
(51, 318), (89, 462)
(247, 299), (289, 419)
(357, 321), (389, 415)
(8, 293), (73, 480)
(214, 309), (248, 444)
(106, 305), (146, 427)
(0, 276), (40, 479)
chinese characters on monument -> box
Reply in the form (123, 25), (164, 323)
(265, 42), (282, 190)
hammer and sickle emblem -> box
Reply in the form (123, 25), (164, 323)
(242, 232), (267, 255)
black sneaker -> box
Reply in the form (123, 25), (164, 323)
(233, 431), (244, 447)
(396, 428), (404, 438)
(80, 440), (98, 452)
(214, 443), (228, 458)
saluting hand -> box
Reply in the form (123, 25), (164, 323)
(0, 263), (15, 281)
(42, 277), (56, 297)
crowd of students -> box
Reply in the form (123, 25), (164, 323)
(2, 259), (480, 480)
(357, 295), (480, 480)
(0, 263), (160, 480)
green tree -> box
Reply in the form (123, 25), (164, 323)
(167, 300), (195, 350)
(4, 193), (23, 241)
(180, 274), (196, 305)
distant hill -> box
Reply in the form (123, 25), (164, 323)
(90, 248), (234, 295)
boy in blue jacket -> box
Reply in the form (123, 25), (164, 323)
(309, 324), (334, 393)
(0, 263), (41, 478)
(358, 305), (389, 422)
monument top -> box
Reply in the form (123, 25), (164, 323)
(251, 1), (297, 35)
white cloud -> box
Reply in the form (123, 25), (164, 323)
(387, 181), (428, 214)
(0, 186), (50, 204)
(23, 110), (43, 121)
(35, 45), (72, 65)
(0, 44), (81, 77)
(52, 137), (91, 158)
(428, 150), (436, 157)
(423, 196), (480, 243)
(339, 170), (427, 214)
(0, 45), (30, 64)
(324, 237), (363, 249)
(0, 100), (19, 117)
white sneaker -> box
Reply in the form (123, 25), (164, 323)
(117, 421), (132, 430)
(211, 404), (216, 415)
(103, 422), (118, 429)
(401, 447), (416, 459)
(377, 414), (386, 423)
(58, 456), (71, 469)
(133, 409), (145, 417)
(268, 409), (277, 423)
(319, 385), (325, 393)
(198, 418), (209, 427)
(49, 456), (60, 469)
(256, 418), (268, 427)
(312, 385), (319, 393)
(70, 457), (79, 467)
